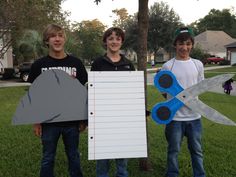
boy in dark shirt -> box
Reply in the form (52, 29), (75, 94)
(28, 24), (87, 177)
(91, 27), (135, 177)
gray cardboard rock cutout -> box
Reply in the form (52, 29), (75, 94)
(12, 69), (88, 125)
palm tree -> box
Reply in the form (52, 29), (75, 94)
(18, 30), (47, 62)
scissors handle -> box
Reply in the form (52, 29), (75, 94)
(151, 97), (184, 124)
(154, 70), (183, 96)
(152, 70), (184, 124)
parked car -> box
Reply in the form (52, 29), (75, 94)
(207, 57), (225, 64)
(17, 62), (33, 82)
(0, 68), (15, 80)
(0, 61), (15, 79)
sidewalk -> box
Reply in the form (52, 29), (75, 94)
(204, 65), (232, 71)
(208, 82), (236, 96)
(0, 75), (30, 88)
(0, 80), (30, 88)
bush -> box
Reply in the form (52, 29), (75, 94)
(219, 60), (230, 65)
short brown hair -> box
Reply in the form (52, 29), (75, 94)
(102, 27), (125, 44)
(43, 24), (66, 46)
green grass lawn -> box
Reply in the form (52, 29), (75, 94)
(205, 66), (236, 73)
(0, 86), (236, 177)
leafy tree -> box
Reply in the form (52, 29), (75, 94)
(64, 31), (81, 59)
(122, 2), (182, 61)
(72, 19), (106, 64)
(111, 9), (139, 55)
(17, 30), (47, 62)
(148, 2), (181, 59)
(191, 8), (236, 37)
(112, 8), (132, 29)
(190, 45), (211, 64)
(122, 15), (139, 51)
(0, 0), (69, 63)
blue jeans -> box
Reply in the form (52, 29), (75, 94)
(165, 120), (205, 177)
(40, 124), (83, 177)
(96, 159), (128, 177)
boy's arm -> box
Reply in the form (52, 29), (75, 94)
(27, 62), (40, 83)
(77, 61), (88, 85)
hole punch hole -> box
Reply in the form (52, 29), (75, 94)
(156, 106), (171, 121)
(159, 74), (173, 89)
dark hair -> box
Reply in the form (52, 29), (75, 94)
(102, 27), (125, 44)
(173, 27), (194, 46)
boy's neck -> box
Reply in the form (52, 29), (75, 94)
(107, 51), (121, 62)
(175, 56), (190, 61)
(49, 51), (66, 59)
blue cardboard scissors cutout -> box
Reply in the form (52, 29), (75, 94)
(151, 70), (236, 126)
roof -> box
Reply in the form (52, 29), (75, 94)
(194, 30), (236, 53)
(225, 41), (236, 48)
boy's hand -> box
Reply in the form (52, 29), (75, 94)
(79, 121), (88, 132)
(33, 124), (42, 137)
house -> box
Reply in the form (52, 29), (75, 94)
(144, 48), (170, 64)
(225, 42), (236, 65)
(194, 30), (236, 58)
(154, 48), (170, 63)
(122, 48), (169, 64)
(124, 50), (138, 63)
(0, 29), (13, 74)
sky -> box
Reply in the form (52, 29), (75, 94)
(61, 0), (236, 27)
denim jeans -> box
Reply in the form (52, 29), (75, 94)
(165, 119), (205, 177)
(96, 159), (128, 177)
(40, 124), (83, 177)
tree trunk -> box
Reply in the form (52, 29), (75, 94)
(137, 0), (153, 171)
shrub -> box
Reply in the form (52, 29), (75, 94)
(219, 60), (230, 65)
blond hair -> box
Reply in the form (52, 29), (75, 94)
(43, 24), (66, 46)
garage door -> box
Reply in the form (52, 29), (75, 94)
(231, 52), (236, 65)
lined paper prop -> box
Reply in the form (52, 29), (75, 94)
(12, 69), (87, 125)
(88, 71), (147, 160)
(151, 70), (236, 126)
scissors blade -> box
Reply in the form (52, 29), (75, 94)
(185, 98), (236, 126)
(177, 74), (234, 99)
